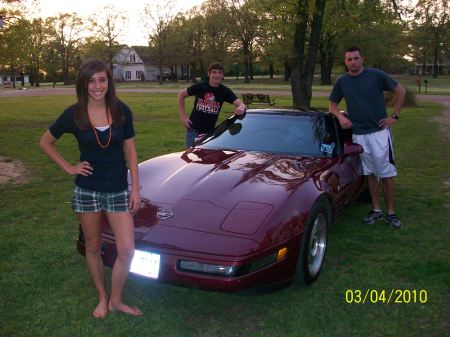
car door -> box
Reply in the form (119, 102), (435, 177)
(322, 118), (364, 213)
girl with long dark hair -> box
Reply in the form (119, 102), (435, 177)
(39, 59), (142, 318)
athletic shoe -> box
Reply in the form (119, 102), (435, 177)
(386, 213), (402, 228)
(363, 209), (383, 224)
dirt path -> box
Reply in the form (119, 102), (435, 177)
(0, 156), (31, 184)
(0, 89), (449, 185)
(416, 95), (450, 141)
(0, 87), (294, 97)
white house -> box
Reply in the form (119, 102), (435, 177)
(1, 72), (30, 86)
(112, 47), (146, 81)
(112, 47), (180, 81)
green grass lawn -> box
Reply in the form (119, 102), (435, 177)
(0, 93), (449, 337)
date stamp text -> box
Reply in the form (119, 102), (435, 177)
(345, 289), (428, 304)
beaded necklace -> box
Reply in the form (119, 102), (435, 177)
(89, 109), (112, 149)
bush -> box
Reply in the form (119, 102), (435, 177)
(385, 86), (417, 107)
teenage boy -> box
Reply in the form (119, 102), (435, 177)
(178, 62), (246, 147)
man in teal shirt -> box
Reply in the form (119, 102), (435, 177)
(329, 47), (405, 228)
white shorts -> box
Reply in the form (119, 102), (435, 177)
(353, 129), (397, 178)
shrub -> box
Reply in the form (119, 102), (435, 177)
(385, 87), (417, 107)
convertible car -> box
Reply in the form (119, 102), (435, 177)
(77, 107), (366, 293)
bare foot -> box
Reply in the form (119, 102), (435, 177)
(92, 302), (108, 319)
(108, 302), (142, 316)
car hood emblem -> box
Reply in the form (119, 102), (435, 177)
(157, 209), (174, 220)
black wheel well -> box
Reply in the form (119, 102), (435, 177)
(316, 193), (333, 225)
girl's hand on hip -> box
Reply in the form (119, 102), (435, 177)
(68, 161), (93, 176)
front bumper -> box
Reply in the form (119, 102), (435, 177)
(77, 230), (301, 294)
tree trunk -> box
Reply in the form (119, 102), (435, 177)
(284, 56), (290, 82)
(61, 47), (70, 85)
(320, 51), (334, 85)
(11, 64), (16, 89)
(432, 31), (439, 78)
(243, 45), (250, 83)
(319, 37), (335, 86)
(290, 5), (307, 106)
(291, 0), (326, 106)
(63, 65), (70, 85)
(35, 59), (41, 87)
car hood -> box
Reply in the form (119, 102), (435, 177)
(126, 148), (331, 255)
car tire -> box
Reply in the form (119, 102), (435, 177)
(294, 196), (331, 286)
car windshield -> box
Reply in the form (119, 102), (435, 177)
(198, 112), (338, 157)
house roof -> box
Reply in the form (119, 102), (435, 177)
(112, 47), (144, 65)
(132, 46), (153, 64)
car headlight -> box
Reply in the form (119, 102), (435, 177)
(178, 261), (236, 276)
(177, 247), (287, 277)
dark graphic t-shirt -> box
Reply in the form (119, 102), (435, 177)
(187, 82), (237, 133)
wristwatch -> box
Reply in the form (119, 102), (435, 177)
(391, 114), (399, 120)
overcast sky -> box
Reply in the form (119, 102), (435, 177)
(24, 0), (205, 46)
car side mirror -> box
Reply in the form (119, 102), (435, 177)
(194, 133), (208, 145)
(229, 123), (242, 135)
(343, 143), (364, 156)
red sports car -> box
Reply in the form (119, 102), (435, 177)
(77, 108), (366, 293)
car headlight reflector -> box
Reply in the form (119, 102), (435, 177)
(178, 247), (288, 277)
(178, 261), (235, 276)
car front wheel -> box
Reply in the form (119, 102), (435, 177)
(295, 197), (331, 286)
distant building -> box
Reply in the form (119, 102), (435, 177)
(1, 71), (30, 86)
(414, 56), (449, 75)
(112, 47), (177, 81)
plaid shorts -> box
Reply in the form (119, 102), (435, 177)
(72, 185), (130, 213)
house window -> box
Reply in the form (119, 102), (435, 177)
(130, 54), (136, 63)
(125, 71), (131, 80)
(136, 71), (143, 79)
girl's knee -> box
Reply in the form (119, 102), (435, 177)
(85, 244), (101, 255)
(85, 239), (102, 255)
(116, 245), (135, 262)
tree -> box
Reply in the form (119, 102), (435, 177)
(413, 0), (449, 78)
(48, 13), (83, 85)
(43, 42), (60, 86)
(88, 6), (127, 70)
(161, 12), (200, 80)
(162, 13), (201, 81)
(258, 0), (299, 81)
(354, 1), (408, 69)
(200, 0), (232, 66)
(143, 0), (176, 84)
(290, 0), (327, 106)
(0, 18), (28, 88)
(318, 0), (356, 85)
(24, 17), (51, 87)
(180, 9), (207, 80)
(225, 0), (261, 83)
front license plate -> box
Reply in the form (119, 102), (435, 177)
(130, 249), (160, 279)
